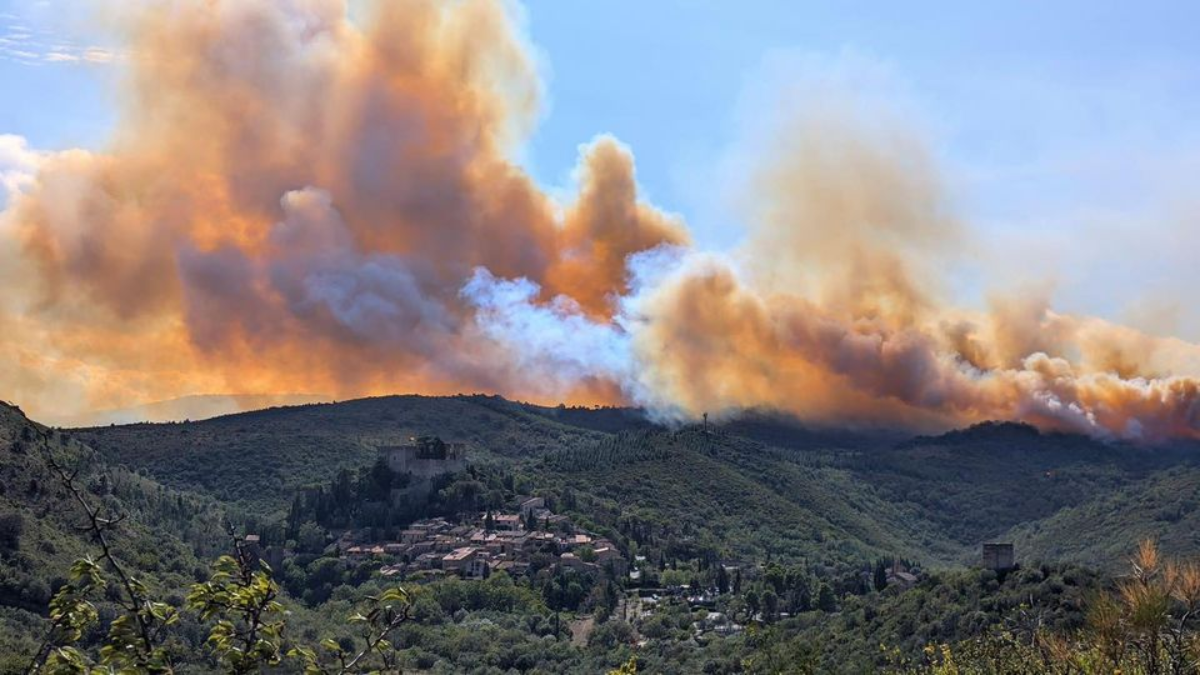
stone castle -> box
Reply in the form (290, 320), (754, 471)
(379, 436), (467, 504)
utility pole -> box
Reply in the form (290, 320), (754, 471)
(702, 412), (708, 434)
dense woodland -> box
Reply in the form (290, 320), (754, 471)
(4, 395), (1200, 672)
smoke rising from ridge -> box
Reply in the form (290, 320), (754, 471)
(1, 0), (1199, 439)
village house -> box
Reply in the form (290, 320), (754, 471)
(400, 529), (427, 545)
(465, 556), (490, 580)
(518, 496), (545, 516)
(493, 560), (530, 576)
(344, 544), (386, 562)
(337, 503), (627, 582)
(594, 544), (628, 577)
(565, 534), (593, 551)
(982, 543), (1015, 572)
(442, 546), (491, 579)
(408, 540), (435, 557)
(441, 546), (476, 573)
(493, 514), (523, 531)
(885, 560), (921, 589)
(414, 552), (442, 569)
(558, 552), (591, 572)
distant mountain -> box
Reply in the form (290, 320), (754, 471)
(716, 410), (906, 451)
(516, 402), (656, 434)
(56, 393), (332, 427)
(898, 420), (1045, 448)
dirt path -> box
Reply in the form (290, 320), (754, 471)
(569, 616), (595, 647)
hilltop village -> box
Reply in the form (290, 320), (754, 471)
(296, 437), (945, 644)
(320, 438), (625, 580)
(340, 496), (628, 582)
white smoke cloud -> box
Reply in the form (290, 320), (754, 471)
(461, 266), (634, 400)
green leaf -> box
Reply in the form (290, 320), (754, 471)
(319, 638), (342, 654)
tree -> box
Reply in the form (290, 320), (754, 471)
(716, 565), (730, 595)
(817, 583), (837, 613)
(762, 589), (779, 623)
(764, 563), (786, 595)
(289, 587), (411, 674)
(746, 589), (761, 619)
(27, 424), (413, 675)
(186, 535), (286, 673)
(364, 458), (395, 500)
(415, 435), (446, 458)
(331, 470), (354, 507)
(0, 512), (23, 552)
(920, 540), (1200, 675)
(743, 625), (818, 674)
(874, 560), (888, 593)
(608, 656), (638, 674)
(31, 441), (178, 673)
(298, 522), (326, 553)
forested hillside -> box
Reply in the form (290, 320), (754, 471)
(73, 398), (1200, 572)
(6, 394), (1200, 672)
(0, 401), (228, 670)
(826, 421), (1198, 566)
(73, 395), (608, 514)
(537, 428), (966, 569)
(1005, 464), (1200, 570)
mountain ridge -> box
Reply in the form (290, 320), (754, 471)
(58, 393), (1200, 569)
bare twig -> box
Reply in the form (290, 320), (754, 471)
(337, 605), (410, 675)
(25, 424), (169, 673)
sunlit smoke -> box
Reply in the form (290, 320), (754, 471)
(1, 0), (1199, 440)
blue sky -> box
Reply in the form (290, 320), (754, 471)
(519, 1), (1200, 338)
(3, 0), (1200, 337)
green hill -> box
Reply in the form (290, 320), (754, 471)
(74, 397), (968, 568)
(536, 427), (965, 569)
(824, 422), (1199, 564)
(1004, 462), (1200, 570)
(0, 401), (229, 670)
(70, 397), (1200, 571)
(9, 394), (1200, 672)
(73, 394), (609, 515)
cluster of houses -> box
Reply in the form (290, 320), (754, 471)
(340, 496), (627, 581)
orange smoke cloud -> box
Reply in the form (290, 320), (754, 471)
(0, 0), (681, 421)
(1, 0), (1198, 440)
(609, 112), (1200, 440)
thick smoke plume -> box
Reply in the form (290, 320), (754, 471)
(2, 0), (1199, 440)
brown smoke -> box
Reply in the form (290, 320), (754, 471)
(0, 0), (680, 421)
(1, 0), (1198, 440)
(619, 110), (1200, 441)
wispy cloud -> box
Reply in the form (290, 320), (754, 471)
(0, 16), (124, 67)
